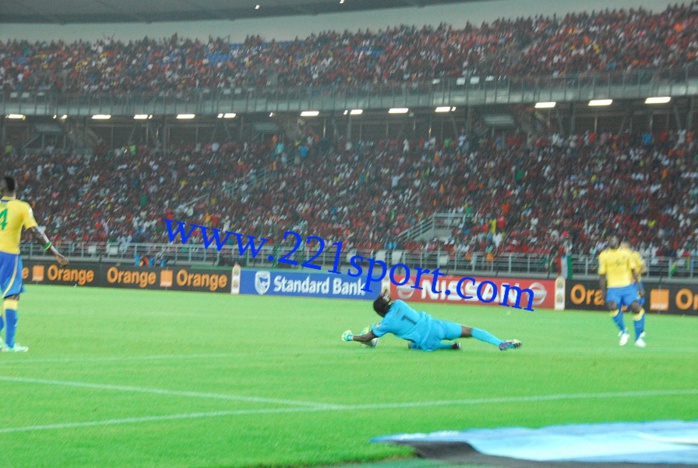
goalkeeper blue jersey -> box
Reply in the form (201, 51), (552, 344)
(372, 300), (440, 349)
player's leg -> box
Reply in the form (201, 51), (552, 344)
(615, 303), (626, 329)
(2, 294), (27, 352)
(457, 324), (520, 351)
(633, 281), (646, 346)
(0, 252), (28, 352)
(606, 289), (629, 345)
(629, 300), (646, 348)
(619, 284), (646, 347)
(3, 294), (20, 348)
(636, 281), (645, 306)
(608, 301), (626, 334)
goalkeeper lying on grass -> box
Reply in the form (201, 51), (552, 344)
(342, 289), (521, 352)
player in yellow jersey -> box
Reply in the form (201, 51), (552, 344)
(0, 176), (68, 352)
(598, 235), (646, 347)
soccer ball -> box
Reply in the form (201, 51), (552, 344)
(360, 326), (379, 348)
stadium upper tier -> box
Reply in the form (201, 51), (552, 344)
(4, 129), (697, 257)
(0, 4), (695, 95)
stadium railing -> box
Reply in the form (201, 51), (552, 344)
(20, 242), (697, 280)
(398, 213), (470, 243)
(3, 67), (697, 116)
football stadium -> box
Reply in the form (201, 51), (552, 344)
(1, 0), (697, 466)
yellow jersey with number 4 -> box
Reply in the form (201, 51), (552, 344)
(598, 247), (637, 288)
(0, 196), (38, 254)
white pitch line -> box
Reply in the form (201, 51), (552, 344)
(0, 407), (323, 434)
(347, 388), (698, 410)
(1, 389), (697, 435)
(0, 349), (352, 365)
(0, 353), (247, 365)
(3, 345), (697, 366)
(0, 376), (343, 409)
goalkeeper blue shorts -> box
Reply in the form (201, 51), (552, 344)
(414, 320), (462, 351)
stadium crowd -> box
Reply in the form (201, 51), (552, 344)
(1, 3), (696, 94)
(1, 2), (697, 263)
(3, 129), (697, 260)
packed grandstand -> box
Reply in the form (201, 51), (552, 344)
(3, 128), (697, 259)
(0, 3), (696, 94)
(1, 2), (697, 265)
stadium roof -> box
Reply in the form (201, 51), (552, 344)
(0, 0), (482, 24)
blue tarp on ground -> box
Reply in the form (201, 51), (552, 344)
(372, 420), (698, 464)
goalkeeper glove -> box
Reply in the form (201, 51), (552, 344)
(342, 330), (354, 342)
(360, 323), (380, 335)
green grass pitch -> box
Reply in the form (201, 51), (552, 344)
(1, 285), (697, 467)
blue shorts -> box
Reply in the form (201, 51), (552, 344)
(0, 252), (24, 298)
(606, 284), (639, 309)
(630, 282), (645, 306)
(416, 320), (462, 351)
